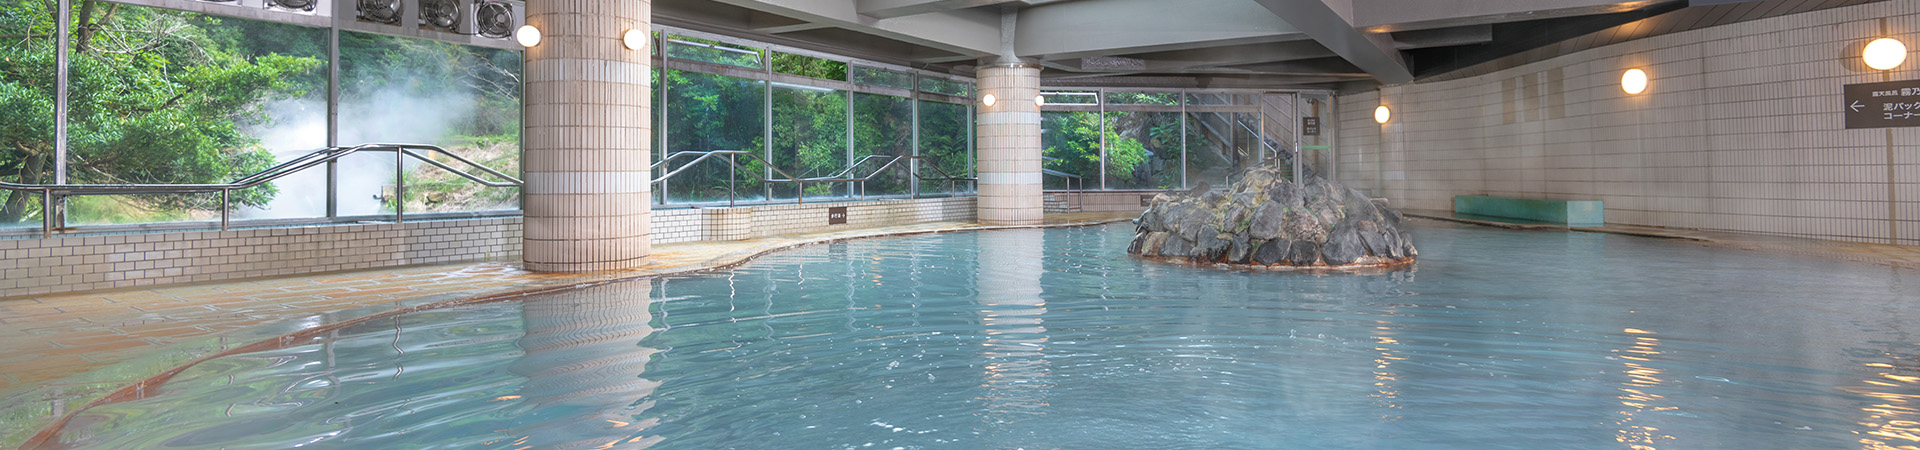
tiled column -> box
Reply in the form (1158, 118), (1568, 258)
(522, 0), (652, 272)
(975, 63), (1043, 225)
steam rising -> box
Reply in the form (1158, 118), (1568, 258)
(239, 88), (475, 219)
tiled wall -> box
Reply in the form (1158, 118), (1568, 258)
(0, 218), (522, 298)
(1338, 0), (1920, 244)
(1, 197), (980, 298)
(653, 196), (978, 244)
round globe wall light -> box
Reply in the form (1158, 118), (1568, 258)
(1034, 95), (1046, 107)
(623, 29), (648, 51)
(1374, 105), (1391, 124)
(516, 25), (542, 48)
(1864, 38), (1908, 70)
(1621, 68), (1649, 95)
(981, 93), (997, 107)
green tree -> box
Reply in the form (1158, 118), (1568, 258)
(0, 0), (321, 223)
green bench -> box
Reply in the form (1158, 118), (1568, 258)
(1453, 195), (1604, 227)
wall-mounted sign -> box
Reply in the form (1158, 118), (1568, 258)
(1844, 80), (1920, 129)
(1302, 117), (1321, 136)
(828, 206), (848, 225)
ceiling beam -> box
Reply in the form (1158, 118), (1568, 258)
(1253, 0), (1414, 84)
(1013, 0), (1302, 60)
(856, 0), (1023, 19)
(1391, 25), (1493, 49)
(1353, 0), (1660, 32)
(708, 0), (1004, 57)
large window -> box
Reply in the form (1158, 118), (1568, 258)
(664, 70), (764, 204)
(917, 100), (970, 195)
(1, 2), (527, 233)
(57, 4), (326, 225)
(0, 1), (56, 228)
(853, 93), (912, 197)
(336, 32), (521, 217)
(769, 83), (847, 201)
(1037, 89), (1310, 191)
(653, 31), (977, 206)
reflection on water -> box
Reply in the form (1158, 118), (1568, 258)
(43, 222), (1920, 449)
(976, 230), (1052, 424)
(1613, 328), (1673, 450)
(508, 281), (662, 449)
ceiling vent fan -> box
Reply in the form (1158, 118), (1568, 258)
(474, 1), (515, 39)
(420, 0), (460, 31)
(268, 0), (316, 11)
(357, 0), (401, 24)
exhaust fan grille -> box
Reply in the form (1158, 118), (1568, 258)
(270, 0), (316, 11)
(475, 1), (513, 39)
(358, 0), (401, 24)
(421, 0), (460, 30)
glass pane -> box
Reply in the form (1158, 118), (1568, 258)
(665, 70), (764, 204)
(850, 66), (912, 90)
(1184, 111), (1257, 190)
(0, 1), (55, 227)
(1186, 92), (1253, 106)
(1040, 111), (1099, 190)
(771, 52), (846, 81)
(1041, 91), (1098, 106)
(1103, 91), (1179, 106)
(1104, 112), (1182, 190)
(666, 36), (762, 69)
(916, 100), (969, 194)
(919, 77), (970, 97)
(68, 193), (221, 226)
(61, 5), (326, 225)
(339, 32), (522, 216)
(770, 83), (847, 201)
(851, 93), (911, 197)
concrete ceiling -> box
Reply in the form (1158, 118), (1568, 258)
(653, 0), (1881, 90)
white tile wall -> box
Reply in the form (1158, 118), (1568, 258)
(0, 218), (523, 298)
(1339, 0), (1920, 245)
(1, 197), (980, 298)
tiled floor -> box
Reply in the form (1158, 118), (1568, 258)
(0, 212), (1137, 440)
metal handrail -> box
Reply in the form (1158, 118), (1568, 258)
(1040, 167), (1084, 212)
(0, 143), (522, 238)
(650, 150), (975, 206)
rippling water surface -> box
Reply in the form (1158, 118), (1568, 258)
(46, 221), (1920, 449)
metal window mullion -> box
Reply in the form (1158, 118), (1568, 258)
(327, 21), (340, 218)
(909, 74), (920, 198)
(1097, 88), (1106, 191)
(764, 59), (774, 203)
(658, 33), (669, 206)
(1179, 91), (1187, 190)
(846, 88), (855, 199)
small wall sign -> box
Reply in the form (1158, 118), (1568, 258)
(1845, 80), (1920, 129)
(1302, 117), (1321, 136)
(828, 206), (848, 225)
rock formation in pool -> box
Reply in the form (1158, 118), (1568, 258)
(1128, 166), (1416, 269)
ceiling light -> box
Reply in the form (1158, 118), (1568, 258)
(1622, 68), (1648, 94)
(1865, 38), (1907, 70)
(516, 25), (542, 48)
(623, 29), (647, 51)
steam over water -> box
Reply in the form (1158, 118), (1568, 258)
(44, 222), (1920, 449)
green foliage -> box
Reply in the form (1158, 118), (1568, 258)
(770, 52), (846, 81)
(0, 1), (325, 223)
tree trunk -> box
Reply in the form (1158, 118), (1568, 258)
(0, 155), (47, 223)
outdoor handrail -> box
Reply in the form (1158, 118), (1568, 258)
(0, 143), (522, 237)
(650, 150), (976, 205)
